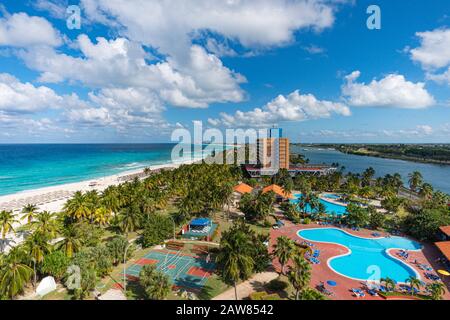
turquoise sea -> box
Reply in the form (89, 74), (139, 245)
(0, 144), (449, 197)
(0, 144), (209, 196)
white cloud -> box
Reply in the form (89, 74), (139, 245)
(81, 0), (336, 59)
(22, 35), (246, 108)
(208, 89), (350, 127)
(0, 12), (61, 47)
(342, 71), (435, 109)
(427, 66), (450, 86)
(0, 72), (172, 134)
(33, 0), (68, 19)
(410, 28), (450, 70)
(0, 73), (64, 113)
(303, 45), (325, 55)
(205, 38), (237, 57)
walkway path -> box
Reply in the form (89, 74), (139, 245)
(212, 272), (279, 300)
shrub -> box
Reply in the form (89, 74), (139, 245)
(249, 291), (267, 300)
(41, 250), (70, 280)
(266, 278), (288, 292)
(140, 213), (173, 247)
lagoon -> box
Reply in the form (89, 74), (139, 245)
(293, 146), (450, 194)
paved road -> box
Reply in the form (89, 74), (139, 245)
(212, 272), (279, 300)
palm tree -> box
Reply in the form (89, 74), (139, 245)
(419, 183), (433, 200)
(408, 171), (423, 194)
(24, 231), (51, 287)
(145, 271), (171, 300)
(380, 277), (396, 292)
(21, 204), (38, 224)
(117, 205), (141, 237)
(93, 207), (111, 226)
(55, 224), (83, 258)
(64, 191), (91, 221)
(406, 276), (422, 295)
(426, 282), (446, 300)
(0, 247), (33, 298)
(287, 254), (311, 300)
(273, 236), (296, 275)
(32, 211), (58, 239)
(0, 210), (18, 240)
(216, 224), (254, 300)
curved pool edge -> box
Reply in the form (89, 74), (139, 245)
(296, 227), (422, 283)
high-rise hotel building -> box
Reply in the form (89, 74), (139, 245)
(257, 128), (290, 170)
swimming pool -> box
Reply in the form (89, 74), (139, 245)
(298, 228), (422, 282)
(291, 193), (347, 216)
(322, 193), (341, 200)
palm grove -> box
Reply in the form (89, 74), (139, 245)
(0, 158), (449, 300)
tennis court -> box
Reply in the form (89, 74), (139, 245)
(123, 249), (216, 290)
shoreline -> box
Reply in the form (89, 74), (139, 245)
(0, 157), (201, 213)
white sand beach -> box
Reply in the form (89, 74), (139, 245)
(0, 158), (199, 253)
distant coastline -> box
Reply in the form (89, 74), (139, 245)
(293, 143), (450, 166)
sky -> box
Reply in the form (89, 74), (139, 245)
(0, 0), (449, 144)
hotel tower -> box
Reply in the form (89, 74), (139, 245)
(257, 128), (290, 171)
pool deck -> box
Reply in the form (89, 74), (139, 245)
(270, 221), (450, 300)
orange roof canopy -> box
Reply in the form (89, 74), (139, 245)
(234, 183), (253, 194)
(262, 184), (294, 199)
(439, 226), (450, 237)
(435, 241), (450, 261)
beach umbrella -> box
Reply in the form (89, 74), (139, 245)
(437, 270), (450, 276)
(327, 280), (337, 287)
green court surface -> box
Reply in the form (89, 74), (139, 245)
(124, 249), (216, 290)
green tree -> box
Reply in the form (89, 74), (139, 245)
(419, 183), (434, 200)
(107, 236), (134, 266)
(273, 236), (296, 275)
(380, 277), (396, 292)
(55, 224), (83, 258)
(299, 288), (326, 300)
(216, 222), (254, 300)
(41, 250), (70, 280)
(0, 247), (33, 298)
(368, 208), (386, 230)
(24, 231), (51, 287)
(139, 264), (171, 300)
(0, 210), (18, 240)
(404, 208), (450, 241)
(344, 204), (369, 228)
(72, 267), (97, 300)
(287, 255), (311, 300)
(406, 276), (422, 295)
(21, 204), (38, 224)
(426, 282), (446, 300)
(140, 213), (173, 247)
(408, 171), (423, 193)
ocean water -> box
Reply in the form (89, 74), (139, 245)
(293, 146), (450, 194)
(0, 144), (213, 196)
(1, 144), (449, 197)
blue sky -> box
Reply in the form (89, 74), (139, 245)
(0, 0), (449, 143)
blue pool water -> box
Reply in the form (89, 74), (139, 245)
(323, 193), (341, 200)
(291, 193), (347, 216)
(298, 228), (422, 282)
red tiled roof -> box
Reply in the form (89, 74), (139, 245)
(262, 184), (294, 199)
(233, 183), (253, 194)
(435, 241), (450, 261)
(440, 226), (450, 237)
